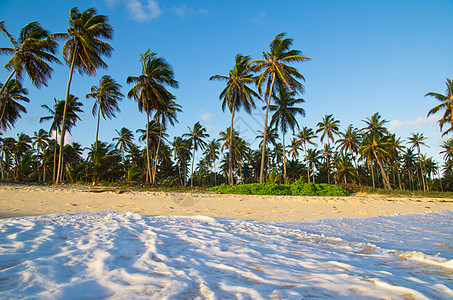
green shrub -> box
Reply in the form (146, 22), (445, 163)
(208, 180), (349, 196)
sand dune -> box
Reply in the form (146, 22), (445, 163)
(1, 183), (452, 221)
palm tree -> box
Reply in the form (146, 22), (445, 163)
(50, 7), (113, 183)
(362, 112), (389, 137)
(249, 32), (310, 183)
(316, 114), (340, 184)
(152, 99), (181, 183)
(0, 79), (29, 131)
(113, 127), (134, 164)
(127, 50), (178, 184)
(204, 139), (220, 186)
(210, 54), (260, 185)
(294, 126), (317, 182)
(0, 21), (60, 95)
(183, 122), (209, 187)
(12, 133), (31, 178)
(32, 129), (50, 182)
(333, 153), (357, 184)
(256, 127), (280, 180)
(306, 148), (322, 183)
(408, 132), (429, 191)
(440, 138), (453, 162)
(359, 133), (392, 189)
(86, 75), (123, 154)
(426, 78), (453, 136)
(268, 86), (305, 183)
(171, 136), (191, 186)
(40, 95), (83, 181)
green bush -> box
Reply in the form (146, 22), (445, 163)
(208, 180), (349, 196)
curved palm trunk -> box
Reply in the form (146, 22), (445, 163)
(374, 153), (391, 189)
(152, 116), (162, 185)
(260, 73), (276, 184)
(145, 111), (152, 184)
(56, 53), (77, 183)
(0, 70), (15, 97)
(304, 142), (310, 183)
(282, 130), (287, 184)
(190, 146), (196, 188)
(228, 103), (236, 185)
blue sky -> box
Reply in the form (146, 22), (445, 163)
(1, 0), (452, 164)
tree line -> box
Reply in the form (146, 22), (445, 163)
(1, 7), (453, 191)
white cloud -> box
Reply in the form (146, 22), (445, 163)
(50, 130), (73, 146)
(169, 5), (208, 18)
(125, 0), (162, 21)
(200, 112), (213, 122)
(389, 115), (437, 131)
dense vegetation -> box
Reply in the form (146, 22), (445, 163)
(1, 8), (453, 195)
(209, 181), (350, 196)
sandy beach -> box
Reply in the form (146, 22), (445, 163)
(1, 183), (452, 221)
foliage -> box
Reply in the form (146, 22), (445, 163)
(209, 180), (349, 196)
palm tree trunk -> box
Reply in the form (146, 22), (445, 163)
(152, 115), (162, 184)
(228, 104), (236, 185)
(0, 150), (4, 179)
(95, 108), (101, 163)
(0, 70), (15, 96)
(304, 142), (310, 183)
(191, 146), (196, 188)
(53, 137), (58, 181)
(214, 156), (217, 186)
(370, 162), (375, 188)
(282, 129), (287, 184)
(56, 52), (77, 183)
(375, 154), (391, 189)
(145, 111), (152, 184)
(260, 73), (276, 184)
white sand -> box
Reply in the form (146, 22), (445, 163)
(1, 183), (452, 221)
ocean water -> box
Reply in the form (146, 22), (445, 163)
(0, 210), (452, 299)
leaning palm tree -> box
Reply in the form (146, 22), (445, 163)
(359, 133), (392, 189)
(32, 129), (50, 182)
(127, 50), (178, 184)
(50, 7), (113, 183)
(268, 86), (305, 183)
(183, 122), (209, 187)
(0, 21), (60, 96)
(426, 78), (453, 136)
(40, 95), (83, 181)
(113, 127), (134, 164)
(203, 139), (220, 186)
(294, 126), (317, 182)
(440, 137), (453, 163)
(0, 79), (29, 131)
(86, 75), (123, 154)
(408, 132), (429, 191)
(316, 114), (340, 184)
(249, 32), (310, 183)
(210, 54), (260, 185)
(152, 99), (182, 183)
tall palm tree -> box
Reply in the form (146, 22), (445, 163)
(0, 79), (29, 131)
(0, 21), (60, 95)
(256, 127), (280, 180)
(86, 75), (123, 152)
(362, 112), (389, 137)
(32, 129), (50, 182)
(40, 95), (83, 181)
(359, 133), (392, 189)
(210, 54), (260, 185)
(183, 122), (209, 187)
(268, 86), (305, 183)
(50, 7), (113, 183)
(294, 126), (317, 182)
(12, 133), (31, 178)
(171, 136), (191, 186)
(249, 32), (310, 183)
(127, 50), (178, 184)
(204, 139), (220, 186)
(440, 137), (453, 163)
(306, 148), (322, 183)
(152, 99), (181, 183)
(426, 78), (453, 136)
(408, 132), (429, 191)
(113, 127), (134, 163)
(316, 114), (340, 184)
